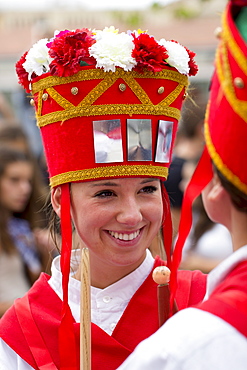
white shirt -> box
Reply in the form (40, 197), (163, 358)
(0, 249), (154, 370)
(117, 246), (247, 370)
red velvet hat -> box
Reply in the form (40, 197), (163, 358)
(171, 0), (247, 308)
(16, 28), (198, 188)
(16, 27), (198, 368)
(205, 0), (247, 194)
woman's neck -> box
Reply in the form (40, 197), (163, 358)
(231, 207), (247, 252)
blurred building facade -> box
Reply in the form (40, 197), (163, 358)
(0, 0), (226, 103)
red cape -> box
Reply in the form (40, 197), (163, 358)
(0, 256), (206, 369)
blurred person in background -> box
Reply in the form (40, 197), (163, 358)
(165, 106), (205, 240)
(0, 124), (49, 185)
(12, 87), (44, 159)
(0, 146), (48, 317)
(0, 124), (80, 264)
(0, 92), (18, 127)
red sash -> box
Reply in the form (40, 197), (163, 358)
(196, 260), (247, 338)
(0, 257), (206, 369)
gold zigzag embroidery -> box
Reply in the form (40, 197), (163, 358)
(33, 68), (188, 127)
(46, 87), (75, 110)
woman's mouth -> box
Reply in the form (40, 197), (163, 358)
(108, 229), (141, 241)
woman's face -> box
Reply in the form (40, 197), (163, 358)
(70, 177), (163, 285)
(0, 161), (33, 213)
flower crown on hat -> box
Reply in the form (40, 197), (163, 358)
(16, 27), (197, 93)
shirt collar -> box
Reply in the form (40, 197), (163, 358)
(49, 249), (154, 306)
(204, 245), (247, 300)
(91, 249), (154, 303)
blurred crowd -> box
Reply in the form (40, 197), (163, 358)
(0, 83), (233, 317)
(0, 89), (57, 317)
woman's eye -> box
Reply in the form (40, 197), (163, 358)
(140, 185), (158, 194)
(9, 177), (19, 184)
(94, 190), (115, 198)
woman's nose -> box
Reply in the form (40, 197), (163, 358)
(20, 180), (32, 196)
(116, 198), (142, 226)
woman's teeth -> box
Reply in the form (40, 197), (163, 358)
(108, 230), (140, 241)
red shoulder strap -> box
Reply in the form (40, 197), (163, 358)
(197, 260), (247, 338)
(14, 295), (58, 370)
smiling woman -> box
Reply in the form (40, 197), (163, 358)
(66, 178), (163, 287)
(0, 26), (206, 370)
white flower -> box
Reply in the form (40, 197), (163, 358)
(89, 28), (136, 72)
(159, 39), (189, 75)
(23, 38), (52, 80)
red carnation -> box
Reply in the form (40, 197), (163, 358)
(184, 46), (198, 76)
(132, 33), (169, 73)
(16, 52), (32, 93)
(48, 28), (96, 77)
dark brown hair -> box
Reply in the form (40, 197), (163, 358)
(216, 167), (247, 213)
(0, 146), (47, 254)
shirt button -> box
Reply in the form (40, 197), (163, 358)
(103, 296), (111, 303)
(110, 323), (116, 331)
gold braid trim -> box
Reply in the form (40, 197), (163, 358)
(122, 74), (152, 104)
(223, 8), (247, 75)
(160, 83), (184, 107)
(50, 164), (169, 187)
(216, 11), (247, 122)
(204, 102), (247, 195)
(79, 77), (114, 106)
(37, 90), (43, 117)
(37, 105), (181, 127)
(46, 87), (75, 110)
(32, 68), (188, 93)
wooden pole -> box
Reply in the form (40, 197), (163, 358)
(152, 266), (178, 326)
(80, 248), (91, 370)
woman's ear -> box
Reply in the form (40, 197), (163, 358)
(51, 186), (62, 218)
(208, 172), (228, 202)
(204, 171), (232, 227)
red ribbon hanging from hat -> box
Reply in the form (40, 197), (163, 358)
(59, 183), (78, 369)
(161, 183), (173, 269)
(169, 147), (214, 312)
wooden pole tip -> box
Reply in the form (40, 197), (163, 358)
(152, 266), (171, 285)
